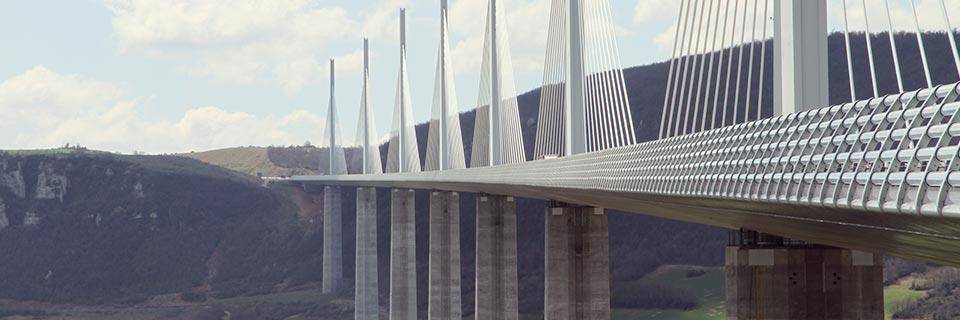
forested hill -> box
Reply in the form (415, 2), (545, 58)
(453, 32), (960, 164)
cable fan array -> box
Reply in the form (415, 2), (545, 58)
(659, 0), (773, 140)
(838, 0), (960, 101)
(470, 0), (526, 167)
(534, 0), (636, 158)
(385, 10), (422, 174)
(425, 7), (467, 171)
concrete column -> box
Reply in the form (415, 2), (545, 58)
(322, 186), (343, 294)
(774, 0), (828, 114)
(355, 187), (379, 320)
(544, 203), (610, 320)
(390, 188), (417, 320)
(725, 243), (883, 319)
(475, 194), (519, 320)
(428, 191), (461, 319)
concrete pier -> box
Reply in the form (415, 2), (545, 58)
(322, 186), (343, 294)
(475, 194), (519, 320)
(355, 187), (378, 320)
(390, 188), (417, 320)
(474, 194), (519, 320)
(544, 202), (610, 320)
(428, 191), (461, 319)
(725, 231), (883, 320)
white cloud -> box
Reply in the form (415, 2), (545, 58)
(448, 0), (552, 74)
(0, 66), (325, 154)
(634, 0), (682, 25)
(330, 49), (366, 79)
(0, 66), (124, 117)
(103, 0), (357, 95)
(360, 0), (411, 43)
(640, 0), (960, 55)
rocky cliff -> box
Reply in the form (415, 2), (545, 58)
(0, 152), (326, 305)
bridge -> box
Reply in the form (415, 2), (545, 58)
(271, 0), (960, 319)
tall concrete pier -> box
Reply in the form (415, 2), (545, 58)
(390, 188), (417, 320)
(475, 194), (519, 320)
(725, 231), (883, 320)
(322, 186), (343, 294)
(355, 187), (378, 320)
(428, 191), (461, 319)
(544, 202), (610, 320)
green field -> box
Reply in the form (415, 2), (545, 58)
(613, 265), (725, 320)
(0, 290), (351, 320)
(883, 282), (925, 320)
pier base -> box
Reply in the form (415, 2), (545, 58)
(322, 186), (343, 294)
(428, 191), (461, 319)
(475, 194), (519, 320)
(725, 230), (883, 320)
(389, 189), (417, 320)
(355, 187), (378, 320)
(544, 202), (610, 320)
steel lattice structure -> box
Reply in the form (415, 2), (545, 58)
(288, 83), (960, 266)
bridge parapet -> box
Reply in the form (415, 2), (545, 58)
(291, 83), (960, 265)
(400, 83), (960, 217)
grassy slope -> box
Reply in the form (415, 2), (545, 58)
(180, 147), (315, 177)
(885, 285), (924, 320)
(612, 265), (725, 320)
(610, 265), (927, 320)
(0, 289), (351, 320)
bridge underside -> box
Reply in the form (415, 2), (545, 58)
(290, 175), (960, 267)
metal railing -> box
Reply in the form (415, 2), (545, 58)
(290, 83), (960, 218)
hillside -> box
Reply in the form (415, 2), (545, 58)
(0, 152), (333, 308)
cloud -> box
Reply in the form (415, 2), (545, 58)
(448, 0), (552, 74)
(329, 49), (366, 79)
(634, 0), (682, 25)
(360, 0), (411, 43)
(103, 0), (357, 95)
(641, 0), (960, 56)
(0, 66), (325, 154)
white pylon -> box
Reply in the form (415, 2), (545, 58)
(426, 0), (466, 171)
(773, 0), (828, 115)
(535, 0), (635, 159)
(323, 59), (347, 175)
(386, 9), (421, 173)
(357, 38), (382, 175)
(471, 0), (526, 167)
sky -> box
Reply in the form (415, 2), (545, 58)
(0, 0), (956, 154)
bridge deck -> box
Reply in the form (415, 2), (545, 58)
(284, 83), (960, 267)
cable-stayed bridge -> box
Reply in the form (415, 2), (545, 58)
(270, 0), (960, 319)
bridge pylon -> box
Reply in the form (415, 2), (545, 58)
(468, 0), (525, 318)
(536, 0), (635, 316)
(470, 0), (527, 318)
(387, 9), (419, 320)
(425, 1), (466, 319)
(723, 1), (882, 318)
(773, 0), (828, 115)
(354, 38), (380, 320)
(321, 59), (347, 295)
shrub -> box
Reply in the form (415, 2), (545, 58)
(180, 291), (208, 302)
(685, 269), (706, 278)
(612, 282), (698, 310)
